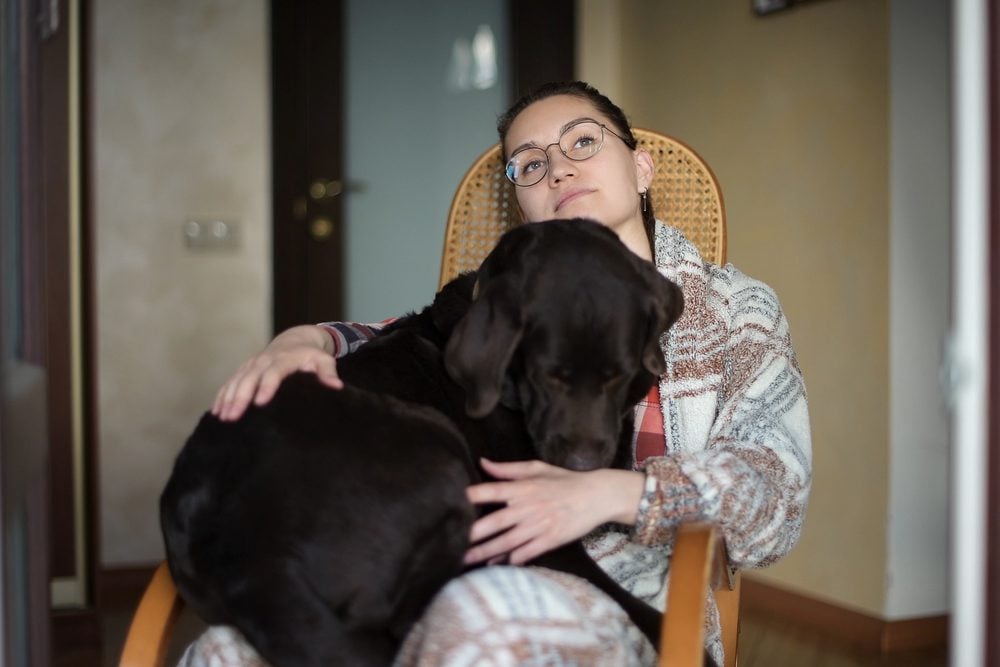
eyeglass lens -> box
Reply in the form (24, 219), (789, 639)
(505, 121), (606, 187)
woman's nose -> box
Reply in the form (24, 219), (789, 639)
(546, 149), (576, 183)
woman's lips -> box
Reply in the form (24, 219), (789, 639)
(555, 188), (592, 212)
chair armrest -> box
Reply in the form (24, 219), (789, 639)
(660, 523), (738, 667)
(118, 561), (184, 667)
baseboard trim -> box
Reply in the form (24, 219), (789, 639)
(51, 607), (101, 649)
(98, 563), (159, 611)
(741, 576), (949, 653)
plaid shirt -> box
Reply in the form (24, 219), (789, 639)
(632, 385), (665, 468)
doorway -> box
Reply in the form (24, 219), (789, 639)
(270, 0), (574, 328)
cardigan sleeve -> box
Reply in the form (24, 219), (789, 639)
(633, 276), (812, 570)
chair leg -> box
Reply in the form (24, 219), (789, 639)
(659, 524), (716, 667)
(118, 562), (184, 667)
(714, 573), (741, 667)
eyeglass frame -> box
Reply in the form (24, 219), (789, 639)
(503, 119), (632, 187)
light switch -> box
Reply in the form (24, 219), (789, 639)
(184, 219), (240, 249)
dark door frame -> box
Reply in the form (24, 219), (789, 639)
(270, 0), (346, 332)
(2, 0), (99, 663)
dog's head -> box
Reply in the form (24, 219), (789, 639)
(444, 219), (684, 471)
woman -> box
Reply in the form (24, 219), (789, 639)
(189, 81), (812, 666)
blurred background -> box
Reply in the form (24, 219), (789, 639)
(3, 0), (995, 665)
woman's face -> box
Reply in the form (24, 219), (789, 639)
(503, 95), (653, 244)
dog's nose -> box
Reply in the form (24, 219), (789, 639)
(563, 450), (603, 472)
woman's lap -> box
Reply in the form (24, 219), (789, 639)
(178, 566), (655, 667)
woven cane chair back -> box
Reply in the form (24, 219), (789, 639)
(439, 128), (727, 287)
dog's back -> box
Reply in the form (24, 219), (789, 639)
(162, 274), (495, 667)
(162, 372), (477, 667)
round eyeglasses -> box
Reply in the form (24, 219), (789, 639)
(504, 120), (630, 187)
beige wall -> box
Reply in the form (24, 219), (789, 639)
(583, 0), (892, 615)
(94, 0), (270, 565)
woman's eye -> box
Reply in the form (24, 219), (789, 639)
(524, 158), (544, 173)
(573, 134), (597, 149)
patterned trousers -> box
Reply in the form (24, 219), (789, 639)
(178, 566), (657, 667)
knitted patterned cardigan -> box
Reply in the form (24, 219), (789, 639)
(583, 221), (812, 662)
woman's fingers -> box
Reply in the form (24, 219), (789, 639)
(211, 345), (342, 422)
(464, 465), (642, 565)
(478, 457), (551, 480)
(464, 510), (550, 565)
(464, 468), (567, 565)
(467, 502), (520, 543)
(465, 480), (513, 506)
(213, 372), (247, 420)
(312, 354), (344, 389)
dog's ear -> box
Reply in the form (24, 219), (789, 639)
(444, 223), (549, 417)
(443, 225), (545, 417)
(444, 277), (524, 418)
(642, 271), (685, 377)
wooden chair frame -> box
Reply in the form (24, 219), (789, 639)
(119, 130), (739, 667)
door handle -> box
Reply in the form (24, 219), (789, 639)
(308, 178), (367, 200)
(309, 216), (335, 241)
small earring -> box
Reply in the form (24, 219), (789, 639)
(641, 189), (648, 212)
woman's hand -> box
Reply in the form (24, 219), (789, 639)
(463, 458), (645, 566)
(211, 325), (342, 422)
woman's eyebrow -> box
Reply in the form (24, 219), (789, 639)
(508, 116), (601, 156)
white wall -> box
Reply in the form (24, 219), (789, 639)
(93, 0), (270, 565)
(886, 0), (951, 618)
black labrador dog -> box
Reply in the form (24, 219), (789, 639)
(161, 219), (688, 667)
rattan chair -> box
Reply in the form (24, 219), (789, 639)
(119, 130), (738, 667)
(440, 129), (727, 286)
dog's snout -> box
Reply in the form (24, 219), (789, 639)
(543, 435), (614, 471)
(563, 451), (603, 471)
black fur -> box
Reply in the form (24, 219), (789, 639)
(161, 219), (695, 667)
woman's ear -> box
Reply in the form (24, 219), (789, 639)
(634, 148), (655, 193)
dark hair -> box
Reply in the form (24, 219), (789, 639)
(497, 81), (656, 246)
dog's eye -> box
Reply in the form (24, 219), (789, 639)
(602, 374), (625, 390)
(544, 371), (571, 389)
